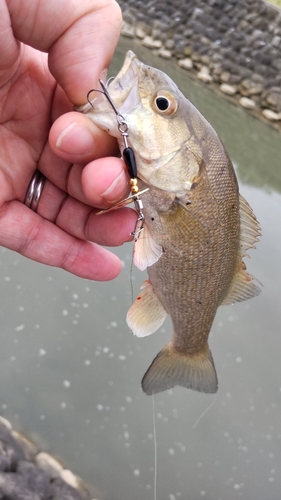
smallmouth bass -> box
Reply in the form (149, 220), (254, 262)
(78, 51), (261, 395)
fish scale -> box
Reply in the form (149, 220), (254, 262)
(140, 181), (236, 352)
(78, 50), (261, 395)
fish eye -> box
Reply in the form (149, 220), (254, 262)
(152, 91), (178, 115)
(155, 97), (170, 111)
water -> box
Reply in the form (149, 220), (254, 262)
(1, 36), (281, 500)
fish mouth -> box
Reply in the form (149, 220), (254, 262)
(109, 51), (139, 91)
(106, 51), (141, 110)
(76, 51), (141, 134)
(89, 51), (141, 111)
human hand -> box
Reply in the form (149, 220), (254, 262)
(0, 0), (136, 281)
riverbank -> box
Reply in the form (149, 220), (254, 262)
(118, 0), (281, 131)
(0, 416), (92, 500)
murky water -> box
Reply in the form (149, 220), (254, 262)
(1, 37), (281, 500)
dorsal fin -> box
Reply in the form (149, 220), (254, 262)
(222, 194), (261, 305)
(239, 194), (261, 256)
(221, 265), (261, 305)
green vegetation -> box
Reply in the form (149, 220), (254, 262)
(267, 0), (281, 8)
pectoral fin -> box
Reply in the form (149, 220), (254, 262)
(142, 342), (218, 395)
(126, 280), (167, 337)
(133, 222), (163, 271)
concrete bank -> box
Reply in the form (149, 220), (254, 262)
(118, 0), (281, 130)
(0, 417), (93, 500)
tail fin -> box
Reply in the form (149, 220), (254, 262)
(142, 342), (218, 395)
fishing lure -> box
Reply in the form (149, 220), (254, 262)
(87, 80), (149, 241)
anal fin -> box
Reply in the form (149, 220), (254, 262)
(142, 342), (218, 395)
(126, 280), (167, 337)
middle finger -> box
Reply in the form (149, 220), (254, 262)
(37, 179), (137, 246)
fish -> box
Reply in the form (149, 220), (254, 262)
(77, 51), (261, 395)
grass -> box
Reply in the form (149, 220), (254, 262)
(266, 0), (281, 8)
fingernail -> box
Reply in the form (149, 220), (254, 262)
(101, 170), (128, 202)
(56, 122), (94, 154)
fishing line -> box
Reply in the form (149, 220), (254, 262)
(130, 250), (135, 305)
(89, 80), (149, 306)
(192, 395), (216, 430)
(181, 203), (210, 237)
(152, 394), (158, 500)
(89, 80), (159, 497)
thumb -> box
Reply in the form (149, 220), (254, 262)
(48, 0), (122, 104)
(3, 0), (122, 104)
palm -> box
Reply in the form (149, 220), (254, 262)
(0, 47), (62, 203)
(0, 0), (136, 280)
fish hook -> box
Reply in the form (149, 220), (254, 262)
(90, 80), (149, 241)
(87, 81), (130, 155)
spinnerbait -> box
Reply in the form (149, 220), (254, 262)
(87, 81), (149, 241)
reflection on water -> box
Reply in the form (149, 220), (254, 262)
(0, 37), (281, 500)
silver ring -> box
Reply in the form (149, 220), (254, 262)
(24, 171), (46, 212)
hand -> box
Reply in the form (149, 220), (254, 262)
(0, 0), (136, 280)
